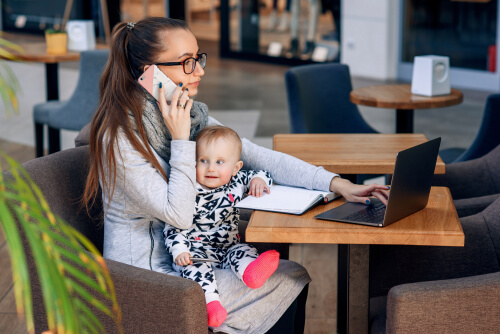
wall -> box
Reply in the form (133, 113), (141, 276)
(341, 0), (399, 80)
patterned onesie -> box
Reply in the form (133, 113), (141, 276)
(164, 170), (272, 304)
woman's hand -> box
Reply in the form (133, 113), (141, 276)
(248, 177), (270, 197)
(174, 252), (193, 266)
(330, 177), (390, 205)
(158, 83), (194, 140)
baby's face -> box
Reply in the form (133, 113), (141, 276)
(196, 137), (242, 189)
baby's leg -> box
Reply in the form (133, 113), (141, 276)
(175, 249), (227, 327)
(224, 243), (280, 289)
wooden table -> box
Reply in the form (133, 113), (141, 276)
(273, 133), (446, 174)
(350, 84), (463, 133)
(246, 187), (464, 334)
(0, 32), (107, 156)
(260, 133), (454, 333)
(0, 32), (81, 101)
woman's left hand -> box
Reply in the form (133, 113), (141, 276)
(330, 177), (390, 205)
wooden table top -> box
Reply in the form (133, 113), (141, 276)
(273, 133), (446, 174)
(246, 187), (464, 247)
(350, 84), (463, 110)
(0, 32), (107, 63)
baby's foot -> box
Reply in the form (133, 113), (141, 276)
(207, 300), (227, 327)
(243, 250), (280, 289)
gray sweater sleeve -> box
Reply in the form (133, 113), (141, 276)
(207, 117), (338, 191)
(114, 133), (197, 229)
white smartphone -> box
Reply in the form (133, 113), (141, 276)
(138, 65), (178, 102)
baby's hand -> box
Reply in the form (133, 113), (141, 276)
(248, 177), (270, 198)
(175, 252), (193, 266)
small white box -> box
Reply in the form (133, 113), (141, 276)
(66, 20), (96, 51)
(411, 55), (450, 97)
(267, 42), (283, 57)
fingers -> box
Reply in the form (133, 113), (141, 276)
(175, 253), (192, 266)
(169, 84), (184, 109)
(178, 89), (190, 109)
(249, 182), (270, 197)
(157, 82), (168, 115)
(371, 191), (388, 206)
(160, 83), (192, 140)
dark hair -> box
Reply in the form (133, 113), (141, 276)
(83, 17), (191, 212)
(196, 125), (242, 158)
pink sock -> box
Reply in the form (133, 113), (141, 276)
(207, 301), (227, 327)
(243, 250), (280, 289)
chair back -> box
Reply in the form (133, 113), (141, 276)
(48, 50), (110, 131)
(455, 93), (500, 162)
(285, 63), (377, 133)
(22, 146), (104, 252)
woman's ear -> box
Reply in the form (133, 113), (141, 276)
(143, 64), (151, 72)
(233, 160), (243, 176)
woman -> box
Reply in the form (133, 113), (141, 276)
(83, 17), (389, 333)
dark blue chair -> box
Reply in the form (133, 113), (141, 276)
(284, 63), (378, 134)
(440, 93), (500, 164)
(285, 63), (379, 184)
(33, 49), (109, 157)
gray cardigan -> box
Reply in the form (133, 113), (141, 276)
(100, 116), (336, 333)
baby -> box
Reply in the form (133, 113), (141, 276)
(164, 125), (280, 327)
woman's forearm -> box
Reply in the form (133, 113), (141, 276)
(240, 138), (338, 191)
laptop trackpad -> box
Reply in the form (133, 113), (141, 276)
(315, 198), (382, 220)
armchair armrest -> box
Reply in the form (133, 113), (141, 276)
(103, 258), (208, 334)
(454, 193), (500, 218)
(386, 272), (500, 333)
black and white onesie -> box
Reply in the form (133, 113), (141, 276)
(164, 170), (272, 304)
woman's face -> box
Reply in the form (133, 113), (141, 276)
(152, 29), (204, 97)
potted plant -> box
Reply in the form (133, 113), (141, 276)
(0, 37), (122, 333)
(45, 28), (68, 55)
(45, 0), (74, 54)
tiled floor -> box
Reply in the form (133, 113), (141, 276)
(0, 37), (494, 334)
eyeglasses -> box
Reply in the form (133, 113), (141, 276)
(155, 53), (207, 74)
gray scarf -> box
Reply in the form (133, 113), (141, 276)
(130, 92), (209, 162)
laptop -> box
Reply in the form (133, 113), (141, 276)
(315, 137), (441, 227)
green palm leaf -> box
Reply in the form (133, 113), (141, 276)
(1, 153), (122, 334)
(0, 37), (22, 117)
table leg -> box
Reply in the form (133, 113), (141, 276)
(48, 126), (61, 154)
(34, 122), (44, 158)
(45, 63), (61, 154)
(337, 244), (370, 334)
(45, 63), (59, 100)
(396, 109), (414, 133)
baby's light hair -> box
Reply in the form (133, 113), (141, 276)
(195, 125), (242, 158)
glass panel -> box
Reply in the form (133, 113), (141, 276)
(228, 0), (341, 61)
(403, 0), (497, 72)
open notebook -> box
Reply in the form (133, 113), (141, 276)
(235, 184), (340, 215)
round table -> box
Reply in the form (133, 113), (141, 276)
(350, 84), (463, 133)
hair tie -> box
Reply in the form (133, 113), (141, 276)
(127, 22), (135, 30)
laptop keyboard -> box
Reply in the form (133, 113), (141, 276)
(343, 202), (386, 224)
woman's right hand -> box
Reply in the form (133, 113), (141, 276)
(158, 83), (193, 140)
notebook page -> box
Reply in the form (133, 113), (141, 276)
(235, 185), (331, 214)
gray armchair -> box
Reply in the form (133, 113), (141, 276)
(433, 143), (500, 217)
(21, 146), (292, 333)
(369, 195), (500, 333)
